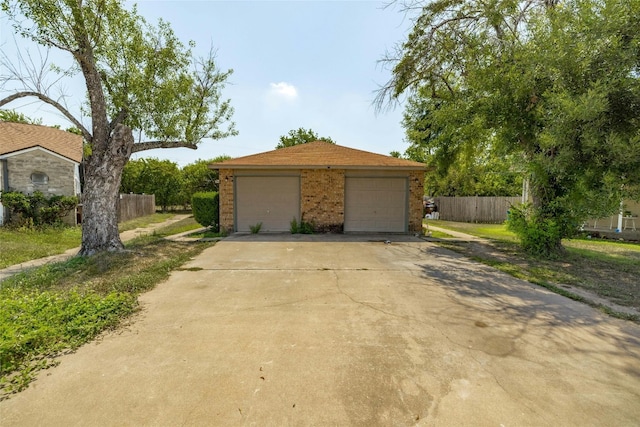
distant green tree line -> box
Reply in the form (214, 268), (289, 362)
(120, 156), (230, 212)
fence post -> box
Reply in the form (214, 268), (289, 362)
(474, 195), (478, 223)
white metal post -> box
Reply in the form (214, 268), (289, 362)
(616, 200), (623, 233)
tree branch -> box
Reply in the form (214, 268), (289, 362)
(131, 140), (198, 153)
(109, 108), (128, 132)
(0, 91), (91, 142)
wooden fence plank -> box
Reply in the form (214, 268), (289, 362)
(117, 194), (156, 223)
(429, 197), (639, 227)
(433, 196), (522, 223)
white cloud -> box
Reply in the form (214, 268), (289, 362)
(268, 82), (298, 100)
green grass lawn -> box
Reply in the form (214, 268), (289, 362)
(0, 213), (191, 269)
(426, 220), (519, 241)
(563, 238), (640, 260)
(432, 219), (640, 258)
(425, 229), (455, 239)
(0, 227), (82, 269)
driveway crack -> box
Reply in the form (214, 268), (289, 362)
(331, 270), (413, 321)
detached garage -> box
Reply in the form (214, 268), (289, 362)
(211, 141), (425, 234)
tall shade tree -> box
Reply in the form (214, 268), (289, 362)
(0, 0), (236, 255)
(276, 127), (335, 149)
(378, 0), (640, 256)
(401, 89), (522, 196)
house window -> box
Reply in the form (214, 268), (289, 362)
(31, 172), (49, 185)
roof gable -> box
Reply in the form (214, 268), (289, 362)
(2, 146), (80, 166)
(212, 141), (425, 170)
(0, 122), (83, 163)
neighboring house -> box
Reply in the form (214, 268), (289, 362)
(0, 122), (83, 225)
(585, 200), (640, 232)
(210, 141), (426, 234)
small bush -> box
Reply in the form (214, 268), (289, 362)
(41, 195), (78, 224)
(507, 204), (563, 258)
(290, 217), (314, 234)
(0, 191), (77, 227)
(299, 220), (314, 234)
(191, 192), (219, 231)
(250, 222), (262, 234)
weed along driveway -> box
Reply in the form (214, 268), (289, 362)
(2, 235), (640, 426)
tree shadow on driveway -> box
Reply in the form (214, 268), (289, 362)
(413, 244), (640, 379)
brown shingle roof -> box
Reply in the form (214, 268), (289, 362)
(0, 122), (83, 163)
(211, 141), (425, 170)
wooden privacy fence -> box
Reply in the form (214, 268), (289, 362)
(433, 196), (522, 223)
(117, 193), (156, 223)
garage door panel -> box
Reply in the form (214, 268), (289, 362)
(344, 177), (407, 232)
(235, 176), (299, 232)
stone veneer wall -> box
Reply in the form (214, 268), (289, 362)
(218, 169), (235, 233)
(300, 169), (345, 232)
(7, 150), (76, 196)
(408, 170), (426, 232)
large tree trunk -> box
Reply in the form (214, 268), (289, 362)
(79, 124), (134, 256)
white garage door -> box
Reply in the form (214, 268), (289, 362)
(344, 177), (407, 232)
(235, 176), (300, 232)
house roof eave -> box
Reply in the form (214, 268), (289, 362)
(210, 164), (426, 171)
(0, 146), (81, 165)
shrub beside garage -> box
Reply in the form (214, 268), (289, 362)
(192, 192), (219, 232)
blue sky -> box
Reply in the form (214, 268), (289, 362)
(1, 1), (413, 166)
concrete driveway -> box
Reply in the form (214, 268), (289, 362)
(2, 235), (639, 426)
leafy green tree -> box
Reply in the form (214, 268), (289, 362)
(122, 156), (230, 210)
(65, 126), (83, 136)
(378, 0), (640, 256)
(0, 109), (42, 124)
(401, 90), (522, 196)
(120, 159), (146, 195)
(120, 158), (182, 212)
(138, 159), (182, 213)
(276, 128), (334, 149)
(0, 0), (236, 255)
(180, 155), (231, 199)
